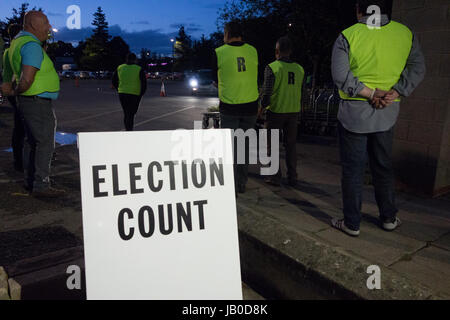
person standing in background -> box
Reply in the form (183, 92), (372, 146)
(112, 53), (147, 131)
(331, 0), (426, 236)
(8, 11), (65, 198)
(212, 21), (259, 195)
(2, 24), (25, 173)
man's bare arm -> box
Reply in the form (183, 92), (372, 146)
(15, 65), (39, 95)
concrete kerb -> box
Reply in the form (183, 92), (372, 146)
(237, 204), (437, 300)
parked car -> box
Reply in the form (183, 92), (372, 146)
(62, 70), (76, 79)
(168, 72), (184, 81)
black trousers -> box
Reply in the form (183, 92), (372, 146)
(266, 111), (299, 182)
(119, 93), (142, 131)
(8, 96), (25, 171)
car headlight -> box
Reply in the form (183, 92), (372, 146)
(190, 79), (198, 88)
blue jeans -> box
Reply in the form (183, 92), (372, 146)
(338, 122), (398, 231)
(220, 114), (257, 188)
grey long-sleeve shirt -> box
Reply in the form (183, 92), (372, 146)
(331, 15), (426, 133)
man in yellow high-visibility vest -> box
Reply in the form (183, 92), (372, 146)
(212, 21), (259, 195)
(260, 36), (305, 188)
(112, 53), (147, 131)
(8, 11), (65, 198)
(331, 0), (426, 237)
(2, 24), (25, 173)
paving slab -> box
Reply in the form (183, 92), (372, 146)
(433, 233), (450, 251)
(391, 246), (450, 296)
(314, 223), (426, 267)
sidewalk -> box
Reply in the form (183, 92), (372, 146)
(239, 136), (450, 299)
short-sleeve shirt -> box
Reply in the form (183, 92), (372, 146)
(15, 31), (58, 100)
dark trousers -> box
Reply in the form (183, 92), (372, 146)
(8, 96), (25, 171)
(119, 93), (142, 131)
(338, 122), (398, 231)
(220, 113), (257, 188)
(18, 96), (56, 191)
(266, 111), (299, 182)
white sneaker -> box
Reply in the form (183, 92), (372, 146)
(382, 218), (402, 231)
(331, 218), (360, 237)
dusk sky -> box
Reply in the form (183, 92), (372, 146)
(0, 0), (227, 54)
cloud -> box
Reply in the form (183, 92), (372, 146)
(55, 25), (177, 55)
(169, 22), (204, 34)
(130, 20), (150, 25)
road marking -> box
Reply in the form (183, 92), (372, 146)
(134, 106), (197, 128)
(59, 110), (122, 125)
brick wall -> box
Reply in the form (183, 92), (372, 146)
(392, 0), (450, 196)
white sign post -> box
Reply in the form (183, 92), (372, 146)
(78, 130), (242, 300)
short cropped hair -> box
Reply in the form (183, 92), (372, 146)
(8, 24), (21, 39)
(224, 21), (243, 38)
(126, 53), (137, 64)
(277, 36), (292, 55)
(356, 0), (389, 14)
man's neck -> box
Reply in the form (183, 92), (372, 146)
(22, 29), (41, 42)
(226, 37), (242, 44)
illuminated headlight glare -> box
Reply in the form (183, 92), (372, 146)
(190, 79), (198, 88)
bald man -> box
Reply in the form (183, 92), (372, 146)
(8, 11), (65, 198)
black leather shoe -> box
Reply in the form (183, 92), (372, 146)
(288, 179), (298, 188)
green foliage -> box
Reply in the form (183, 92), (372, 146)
(80, 7), (129, 71)
(217, 0), (357, 88)
(0, 3), (42, 45)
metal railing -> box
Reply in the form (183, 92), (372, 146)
(300, 88), (340, 137)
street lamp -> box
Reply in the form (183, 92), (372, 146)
(52, 28), (58, 43)
(170, 39), (175, 78)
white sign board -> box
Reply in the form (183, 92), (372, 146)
(78, 130), (242, 300)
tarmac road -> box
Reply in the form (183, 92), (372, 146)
(56, 78), (219, 133)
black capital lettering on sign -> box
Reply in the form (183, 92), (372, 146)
(118, 208), (134, 241)
(210, 159), (224, 187)
(159, 204), (174, 235)
(192, 159), (207, 188)
(138, 206), (155, 238)
(194, 200), (208, 230)
(288, 72), (295, 85)
(129, 163), (144, 194)
(164, 161), (179, 191)
(177, 202), (193, 233)
(148, 162), (163, 192)
(92, 165), (108, 198)
(112, 164), (127, 196)
(237, 57), (246, 72)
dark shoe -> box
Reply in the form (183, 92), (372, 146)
(14, 163), (24, 173)
(264, 177), (281, 187)
(33, 187), (66, 199)
(288, 179), (298, 188)
(331, 218), (360, 237)
(23, 184), (32, 193)
(238, 184), (246, 194)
